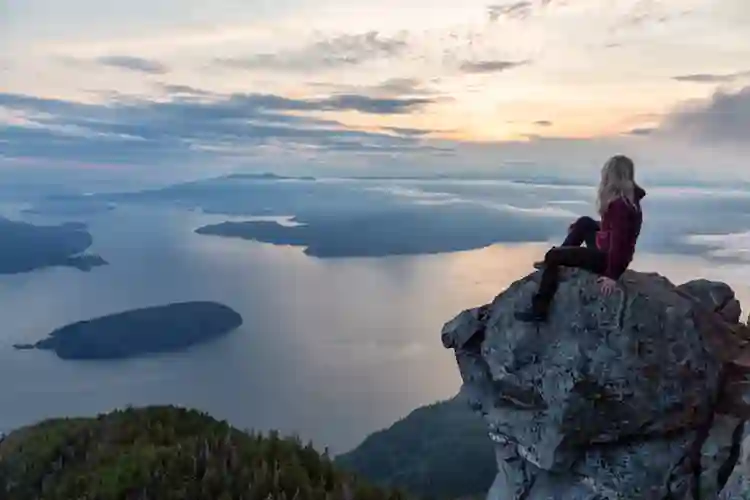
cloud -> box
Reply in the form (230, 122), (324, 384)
(620, 0), (684, 28)
(366, 184), (577, 217)
(307, 78), (442, 105)
(96, 56), (169, 75)
(0, 89), (444, 166)
(382, 127), (435, 137)
(319, 94), (434, 114)
(660, 85), (750, 144)
(459, 59), (529, 74)
(158, 84), (212, 96)
(627, 127), (655, 136)
(683, 232), (750, 261)
(215, 31), (408, 72)
(672, 71), (750, 83)
(487, 2), (533, 21)
(486, 0), (558, 21)
(534, 120), (552, 127)
(370, 78), (435, 96)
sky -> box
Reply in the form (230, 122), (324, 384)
(2, 0), (750, 182)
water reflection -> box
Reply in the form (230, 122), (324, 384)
(0, 206), (748, 453)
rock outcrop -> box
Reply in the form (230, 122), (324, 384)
(718, 422), (750, 499)
(677, 279), (743, 325)
(442, 269), (750, 500)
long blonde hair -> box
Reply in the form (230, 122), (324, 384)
(596, 155), (636, 216)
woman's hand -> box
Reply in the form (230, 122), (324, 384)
(597, 276), (617, 296)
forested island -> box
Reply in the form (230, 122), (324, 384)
(0, 218), (107, 274)
(14, 301), (243, 360)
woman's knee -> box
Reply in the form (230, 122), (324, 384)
(544, 247), (561, 264)
(571, 216), (597, 232)
(575, 216), (596, 226)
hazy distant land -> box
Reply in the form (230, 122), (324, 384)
(70, 171), (750, 260)
(14, 302), (244, 360)
(0, 218), (107, 274)
(194, 206), (562, 258)
(22, 195), (117, 216)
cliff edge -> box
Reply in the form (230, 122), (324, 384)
(442, 268), (750, 500)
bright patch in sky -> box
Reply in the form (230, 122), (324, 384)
(2, 0), (750, 179)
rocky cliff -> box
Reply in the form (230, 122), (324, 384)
(442, 268), (750, 500)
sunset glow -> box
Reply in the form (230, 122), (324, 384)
(3, 0), (750, 178)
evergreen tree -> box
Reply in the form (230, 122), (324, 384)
(0, 406), (407, 500)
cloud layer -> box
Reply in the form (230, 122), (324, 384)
(0, 89), (444, 165)
(487, 2), (534, 21)
(215, 31), (409, 72)
(661, 85), (750, 144)
(459, 59), (530, 74)
(96, 56), (169, 75)
(672, 71), (750, 83)
(3, 0), (750, 177)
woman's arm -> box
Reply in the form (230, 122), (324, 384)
(603, 200), (634, 280)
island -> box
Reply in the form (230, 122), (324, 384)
(194, 206), (561, 258)
(63, 254), (109, 271)
(14, 302), (243, 360)
(0, 217), (107, 274)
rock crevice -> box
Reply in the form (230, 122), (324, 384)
(443, 269), (750, 500)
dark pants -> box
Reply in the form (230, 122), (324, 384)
(534, 216), (607, 314)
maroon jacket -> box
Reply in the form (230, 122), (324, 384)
(595, 186), (646, 280)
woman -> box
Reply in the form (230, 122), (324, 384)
(515, 155), (646, 323)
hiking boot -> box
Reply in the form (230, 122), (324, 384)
(514, 295), (549, 324)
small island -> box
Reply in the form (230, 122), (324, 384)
(64, 254), (109, 271)
(14, 302), (243, 360)
(0, 217), (107, 274)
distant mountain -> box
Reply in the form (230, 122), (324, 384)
(14, 301), (243, 360)
(0, 217), (107, 274)
(335, 397), (495, 499)
(0, 405), (407, 500)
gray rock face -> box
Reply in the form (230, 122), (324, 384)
(443, 269), (749, 500)
(718, 422), (750, 499)
(719, 365), (750, 419)
(677, 279), (742, 324)
(701, 415), (745, 498)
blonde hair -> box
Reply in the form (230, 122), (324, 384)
(596, 155), (636, 216)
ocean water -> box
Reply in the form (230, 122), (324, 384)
(0, 205), (542, 452)
(1, 198), (750, 453)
